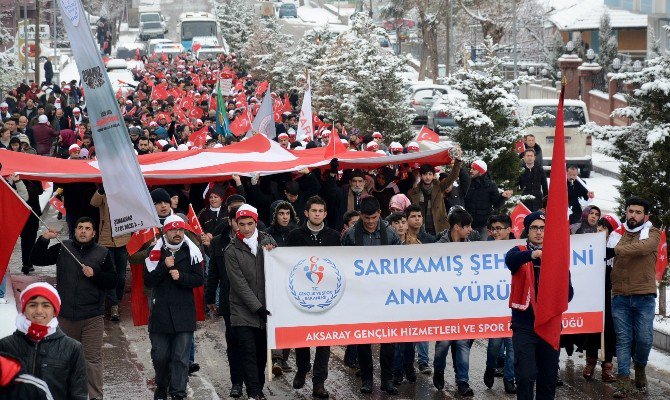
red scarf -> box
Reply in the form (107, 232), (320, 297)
(509, 245), (536, 311)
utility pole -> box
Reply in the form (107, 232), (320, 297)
(24, 0), (29, 84)
(53, 0), (59, 84)
(445, 0), (452, 76)
(34, 0), (41, 84)
(513, 0), (518, 79)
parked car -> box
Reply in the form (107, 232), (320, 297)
(115, 43), (146, 60)
(408, 84), (450, 124)
(139, 12), (168, 34)
(425, 88), (468, 134)
(139, 21), (164, 41)
(147, 39), (172, 55)
(518, 99), (593, 177)
(279, 3), (298, 18)
(106, 59), (139, 97)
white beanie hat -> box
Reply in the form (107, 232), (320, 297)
(472, 160), (487, 174)
(38, 115), (49, 123)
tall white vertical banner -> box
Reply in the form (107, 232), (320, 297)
(57, 0), (159, 236)
(296, 75), (313, 141)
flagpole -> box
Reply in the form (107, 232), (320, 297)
(1, 178), (85, 268)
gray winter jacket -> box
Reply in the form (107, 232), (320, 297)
(224, 231), (277, 328)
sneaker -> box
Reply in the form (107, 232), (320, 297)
(21, 266), (30, 275)
(360, 379), (373, 394)
(380, 380), (399, 395)
(457, 382), (474, 397)
(229, 384), (243, 398)
(272, 361), (283, 377)
(312, 383), (329, 399)
(110, 305), (120, 321)
(503, 379), (517, 394)
(280, 359), (293, 372)
(418, 363), (432, 375)
(494, 366), (504, 377)
(188, 362), (200, 375)
(484, 367), (495, 388)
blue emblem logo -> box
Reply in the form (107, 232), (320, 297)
(288, 256), (345, 313)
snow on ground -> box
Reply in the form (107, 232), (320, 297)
(655, 287), (670, 334)
(0, 275), (18, 339)
(593, 138), (621, 175)
(323, 2), (357, 17)
(297, 3), (343, 25)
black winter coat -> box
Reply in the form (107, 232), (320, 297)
(0, 330), (87, 400)
(464, 174), (506, 229)
(30, 237), (116, 321)
(286, 224), (342, 247)
(0, 353), (52, 400)
(517, 164), (548, 212)
(144, 243), (205, 333)
(567, 179), (589, 224)
(205, 231), (233, 316)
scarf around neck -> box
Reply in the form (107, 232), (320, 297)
(145, 235), (203, 272)
(16, 314), (59, 342)
(242, 229), (259, 255)
(607, 220), (652, 248)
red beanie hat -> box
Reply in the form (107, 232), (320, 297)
(20, 282), (61, 316)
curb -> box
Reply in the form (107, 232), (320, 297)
(593, 165), (620, 180)
(653, 329), (670, 353)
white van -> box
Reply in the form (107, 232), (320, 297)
(518, 99), (593, 177)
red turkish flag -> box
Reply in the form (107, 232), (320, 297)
(192, 43), (202, 53)
(189, 107), (204, 120)
(510, 202), (532, 239)
(187, 204), (204, 236)
(191, 73), (202, 89)
(161, 52), (168, 62)
(234, 80), (244, 91)
(0, 179), (32, 281)
(313, 114), (323, 129)
(115, 88), (122, 99)
(515, 140), (526, 155)
(189, 126), (208, 148)
(151, 82), (169, 101)
(126, 227), (159, 256)
(180, 96), (194, 111)
(417, 126), (439, 143)
(255, 81), (269, 98)
(283, 94), (292, 113)
(230, 113), (252, 136)
(656, 230), (668, 282)
(535, 84), (570, 350)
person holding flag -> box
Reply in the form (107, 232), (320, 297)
(215, 79), (232, 138)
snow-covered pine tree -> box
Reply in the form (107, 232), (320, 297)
(597, 12), (618, 72)
(439, 37), (527, 189)
(581, 54), (670, 230)
(0, 11), (23, 98)
(215, 0), (255, 57)
(312, 14), (414, 144)
(271, 26), (338, 93)
(547, 31), (565, 79)
(241, 18), (294, 84)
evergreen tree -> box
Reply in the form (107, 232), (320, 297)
(241, 18), (294, 84)
(440, 37), (528, 190)
(0, 11), (22, 98)
(312, 14), (414, 144)
(581, 54), (670, 230)
(547, 31), (565, 79)
(215, 0), (255, 57)
(597, 12), (618, 72)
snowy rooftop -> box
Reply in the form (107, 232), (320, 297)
(545, 0), (648, 31)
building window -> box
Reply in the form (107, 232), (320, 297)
(640, 0), (652, 13)
(621, 0), (634, 10)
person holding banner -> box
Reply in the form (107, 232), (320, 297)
(285, 196), (341, 399)
(144, 215), (205, 400)
(224, 204), (277, 400)
(506, 211), (574, 400)
(342, 196), (401, 395)
(608, 197), (661, 398)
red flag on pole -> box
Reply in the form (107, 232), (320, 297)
(187, 204), (204, 236)
(282, 94), (292, 113)
(510, 202), (532, 239)
(515, 139), (526, 155)
(416, 126), (440, 143)
(656, 229), (668, 282)
(49, 196), (67, 216)
(189, 126), (209, 148)
(255, 81), (269, 98)
(534, 81), (570, 350)
(0, 179), (32, 281)
(230, 113), (252, 136)
(126, 228), (160, 256)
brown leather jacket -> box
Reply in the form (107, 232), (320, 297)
(90, 190), (131, 248)
(611, 226), (661, 296)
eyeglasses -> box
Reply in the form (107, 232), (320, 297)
(488, 226), (510, 232)
(529, 225), (545, 232)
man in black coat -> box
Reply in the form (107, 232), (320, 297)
(31, 217), (116, 400)
(144, 215), (205, 400)
(517, 149), (548, 212)
(464, 160), (512, 236)
(519, 134), (543, 166)
(286, 196), (341, 399)
(567, 166), (594, 224)
(44, 59), (54, 85)
(204, 207), (244, 398)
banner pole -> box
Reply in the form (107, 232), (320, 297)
(600, 331), (606, 362)
(267, 349), (273, 382)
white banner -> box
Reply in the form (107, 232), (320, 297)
(265, 233), (606, 349)
(57, 0), (160, 236)
(296, 75), (313, 141)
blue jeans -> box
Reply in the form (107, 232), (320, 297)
(486, 338), (514, 381)
(415, 341), (430, 366)
(433, 340), (472, 384)
(150, 331), (193, 397)
(612, 294), (656, 376)
(0, 275), (6, 298)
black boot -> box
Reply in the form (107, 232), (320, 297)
(433, 373), (445, 390)
(229, 384), (243, 398)
(293, 372), (307, 389)
(484, 367), (495, 388)
(153, 387), (167, 400)
(360, 379), (373, 394)
(405, 367), (417, 383)
(312, 383), (330, 399)
(380, 380), (399, 395)
(457, 382), (474, 397)
(504, 379), (517, 394)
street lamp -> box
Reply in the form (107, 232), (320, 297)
(541, 68), (548, 76)
(612, 57), (621, 72)
(633, 60), (642, 72)
(565, 41), (575, 54)
(528, 66), (536, 75)
(586, 48), (595, 62)
(557, 70), (562, 79)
